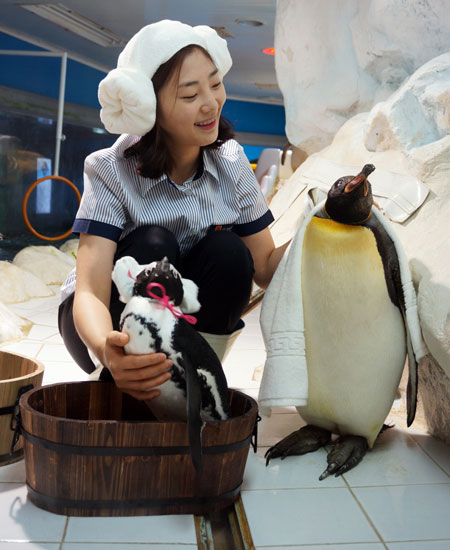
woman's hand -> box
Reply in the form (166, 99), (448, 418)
(103, 331), (173, 400)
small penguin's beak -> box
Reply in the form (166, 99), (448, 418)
(159, 256), (170, 273)
(344, 164), (375, 196)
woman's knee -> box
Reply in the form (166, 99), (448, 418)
(115, 225), (180, 267)
(184, 230), (254, 282)
(58, 294), (96, 374)
(205, 230), (254, 274)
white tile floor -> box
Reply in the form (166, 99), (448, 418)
(1, 288), (449, 549)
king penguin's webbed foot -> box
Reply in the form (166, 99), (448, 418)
(265, 425), (331, 466)
(319, 435), (368, 480)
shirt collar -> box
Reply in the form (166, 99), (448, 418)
(135, 171), (167, 196)
(133, 149), (218, 196)
(202, 148), (219, 182)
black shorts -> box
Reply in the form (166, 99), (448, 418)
(58, 226), (254, 373)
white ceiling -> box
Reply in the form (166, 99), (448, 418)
(0, 0), (282, 104)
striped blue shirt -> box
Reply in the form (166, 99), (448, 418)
(61, 134), (273, 301)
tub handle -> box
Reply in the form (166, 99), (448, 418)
(251, 414), (261, 453)
(9, 384), (34, 455)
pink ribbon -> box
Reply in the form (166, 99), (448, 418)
(127, 270), (197, 325)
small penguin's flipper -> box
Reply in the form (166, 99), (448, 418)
(179, 278), (201, 313)
(405, 327), (418, 427)
(111, 256), (141, 302)
(182, 352), (204, 474)
(264, 425), (331, 466)
(319, 435), (368, 480)
(176, 329), (231, 420)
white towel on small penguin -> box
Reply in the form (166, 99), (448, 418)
(258, 200), (428, 416)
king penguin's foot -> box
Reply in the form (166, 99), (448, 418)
(319, 435), (368, 480)
(265, 425), (331, 466)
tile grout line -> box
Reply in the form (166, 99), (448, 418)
(406, 431), (450, 479)
(59, 516), (70, 550)
(252, 545), (388, 549)
(33, 341), (45, 360)
(55, 544), (199, 547)
(342, 476), (388, 550)
(384, 537), (450, 545)
(238, 480), (450, 492)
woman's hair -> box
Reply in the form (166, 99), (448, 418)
(124, 44), (234, 178)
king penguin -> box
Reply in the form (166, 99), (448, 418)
(265, 164), (419, 478)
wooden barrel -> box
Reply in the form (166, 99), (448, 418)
(0, 350), (44, 466)
(20, 381), (258, 516)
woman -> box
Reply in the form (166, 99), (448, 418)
(58, 20), (289, 401)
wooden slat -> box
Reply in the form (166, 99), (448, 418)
(0, 351), (44, 462)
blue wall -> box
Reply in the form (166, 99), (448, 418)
(222, 100), (285, 137)
(0, 31), (286, 139)
(0, 33), (103, 110)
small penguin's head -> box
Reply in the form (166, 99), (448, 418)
(325, 164), (375, 224)
(134, 257), (184, 305)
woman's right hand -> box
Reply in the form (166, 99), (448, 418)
(102, 330), (173, 400)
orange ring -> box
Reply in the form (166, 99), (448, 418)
(22, 175), (81, 242)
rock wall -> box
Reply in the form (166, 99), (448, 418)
(275, 0), (450, 153)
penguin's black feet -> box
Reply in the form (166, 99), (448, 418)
(265, 425), (331, 466)
(319, 435), (368, 480)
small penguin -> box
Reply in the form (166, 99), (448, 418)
(112, 256), (231, 473)
(265, 164), (420, 478)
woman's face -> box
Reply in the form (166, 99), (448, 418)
(156, 48), (226, 151)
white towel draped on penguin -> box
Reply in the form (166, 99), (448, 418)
(112, 256), (231, 473)
(261, 164), (427, 479)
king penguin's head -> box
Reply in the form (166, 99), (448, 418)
(134, 257), (184, 305)
(325, 164), (375, 224)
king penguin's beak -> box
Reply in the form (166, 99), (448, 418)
(344, 164), (375, 196)
(344, 173), (367, 195)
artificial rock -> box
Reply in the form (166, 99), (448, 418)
(59, 238), (79, 259)
(275, 0), (450, 153)
(13, 245), (75, 286)
(0, 300), (32, 343)
(0, 261), (53, 304)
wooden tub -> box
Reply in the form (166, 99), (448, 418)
(0, 350), (44, 466)
(19, 381), (258, 516)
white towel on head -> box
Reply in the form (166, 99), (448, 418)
(98, 19), (232, 136)
(258, 200), (428, 416)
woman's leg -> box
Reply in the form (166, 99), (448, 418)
(58, 226), (181, 373)
(181, 230), (254, 335)
(58, 292), (96, 373)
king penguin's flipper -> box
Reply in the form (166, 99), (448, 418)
(364, 214), (418, 426)
(181, 352), (204, 474)
(405, 328), (418, 426)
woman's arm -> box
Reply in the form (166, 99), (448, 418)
(241, 227), (290, 290)
(73, 233), (172, 400)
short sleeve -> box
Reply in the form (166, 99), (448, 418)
(232, 145), (274, 236)
(72, 152), (126, 241)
